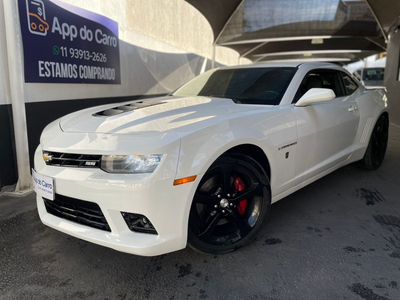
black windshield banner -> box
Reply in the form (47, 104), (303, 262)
(18, 0), (120, 84)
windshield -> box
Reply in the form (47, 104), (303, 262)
(173, 67), (296, 105)
(362, 68), (384, 81)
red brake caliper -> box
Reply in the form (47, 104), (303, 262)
(234, 176), (247, 215)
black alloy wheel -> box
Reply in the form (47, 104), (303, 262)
(188, 153), (271, 254)
(359, 114), (389, 170)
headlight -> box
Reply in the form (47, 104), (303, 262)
(101, 154), (163, 173)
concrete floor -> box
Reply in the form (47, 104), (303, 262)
(1, 124), (400, 300)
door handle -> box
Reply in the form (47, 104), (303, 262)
(348, 106), (358, 112)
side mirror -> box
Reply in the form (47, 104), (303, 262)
(295, 88), (336, 107)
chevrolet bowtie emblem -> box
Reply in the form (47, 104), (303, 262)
(43, 152), (53, 162)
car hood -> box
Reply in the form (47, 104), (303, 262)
(59, 96), (266, 136)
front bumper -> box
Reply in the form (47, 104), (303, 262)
(34, 141), (200, 256)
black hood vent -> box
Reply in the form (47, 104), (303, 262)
(93, 100), (165, 117)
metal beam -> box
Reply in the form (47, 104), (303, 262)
(252, 49), (368, 59)
(254, 58), (353, 63)
(364, 37), (387, 51)
(221, 36), (352, 46)
(239, 42), (268, 58)
(365, 0), (389, 43)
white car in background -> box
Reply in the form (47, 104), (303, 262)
(353, 67), (385, 88)
(33, 62), (389, 256)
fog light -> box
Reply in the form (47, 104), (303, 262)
(121, 212), (158, 235)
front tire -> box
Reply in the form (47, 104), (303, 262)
(188, 153), (271, 254)
(359, 114), (389, 170)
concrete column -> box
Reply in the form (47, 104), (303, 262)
(3, 0), (32, 191)
(385, 28), (400, 127)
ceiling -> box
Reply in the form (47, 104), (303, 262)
(186, 0), (400, 64)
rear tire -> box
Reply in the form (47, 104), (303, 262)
(188, 153), (271, 254)
(359, 114), (389, 170)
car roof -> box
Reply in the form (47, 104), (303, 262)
(217, 62), (343, 70)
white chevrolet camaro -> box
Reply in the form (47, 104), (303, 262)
(33, 62), (389, 256)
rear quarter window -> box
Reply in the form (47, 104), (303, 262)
(341, 73), (359, 95)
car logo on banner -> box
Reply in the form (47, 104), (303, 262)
(26, 0), (50, 36)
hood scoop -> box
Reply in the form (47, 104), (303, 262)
(93, 100), (165, 117)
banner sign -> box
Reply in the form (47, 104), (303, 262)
(18, 0), (120, 84)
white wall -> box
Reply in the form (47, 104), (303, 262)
(2, 0), (248, 104)
(23, 29), (211, 103)
(346, 55), (387, 73)
(366, 56), (386, 68)
(65, 0), (243, 66)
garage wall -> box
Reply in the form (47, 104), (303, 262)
(21, 0), (245, 104)
(0, 0), (247, 189)
(385, 28), (400, 127)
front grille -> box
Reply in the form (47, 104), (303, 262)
(43, 151), (101, 168)
(43, 194), (111, 232)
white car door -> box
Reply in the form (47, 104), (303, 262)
(293, 69), (360, 183)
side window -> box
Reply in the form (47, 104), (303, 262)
(341, 72), (359, 95)
(293, 69), (345, 103)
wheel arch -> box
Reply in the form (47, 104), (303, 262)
(223, 144), (271, 182)
(364, 110), (389, 149)
(352, 110), (389, 162)
(381, 111), (389, 121)
(177, 129), (276, 244)
(178, 138), (274, 186)
(357, 111), (389, 169)
(176, 124), (276, 182)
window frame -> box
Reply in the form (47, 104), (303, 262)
(173, 67), (298, 106)
(340, 71), (359, 96)
(292, 69), (347, 104)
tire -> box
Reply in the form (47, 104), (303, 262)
(359, 114), (389, 170)
(188, 153), (271, 254)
